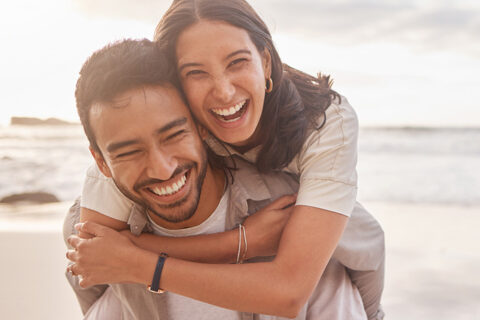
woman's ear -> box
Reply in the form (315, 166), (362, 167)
(89, 146), (113, 178)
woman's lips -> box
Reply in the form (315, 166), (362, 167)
(210, 100), (248, 123)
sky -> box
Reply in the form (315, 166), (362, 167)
(0, 0), (479, 127)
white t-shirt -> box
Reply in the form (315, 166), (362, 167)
(81, 96), (358, 220)
(148, 190), (242, 320)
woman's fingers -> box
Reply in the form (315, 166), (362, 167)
(268, 194), (297, 210)
(75, 221), (110, 237)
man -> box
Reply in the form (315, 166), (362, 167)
(64, 39), (371, 319)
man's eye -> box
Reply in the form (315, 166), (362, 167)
(185, 70), (205, 77)
(166, 130), (187, 140)
(116, 150), (140, 158)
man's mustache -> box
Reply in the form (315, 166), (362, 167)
(133, 163), (195, 191)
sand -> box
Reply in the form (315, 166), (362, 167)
(0, 202), (82, 320)
(0, 201), (479, 320)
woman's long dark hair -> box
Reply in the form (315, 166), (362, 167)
(154, 0), (339, 172)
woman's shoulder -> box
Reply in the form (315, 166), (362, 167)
(286, 95), (359, 174)
(320, 95), (358, 129)
(306, 95), (359, 150)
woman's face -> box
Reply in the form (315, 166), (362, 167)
(176, 20), (271, 147)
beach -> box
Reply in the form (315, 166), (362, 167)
(1, 201), (479, 320)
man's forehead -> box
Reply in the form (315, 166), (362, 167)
(91, 85), (190, 121)
(90, 85), (194, 146)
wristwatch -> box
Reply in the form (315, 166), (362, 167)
(147, 252), (169, 293)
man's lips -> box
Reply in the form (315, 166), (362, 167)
(147, 173), (187, 196)
(143, 169), (190, 197)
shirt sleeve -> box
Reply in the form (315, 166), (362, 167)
(292, 96), (359, 217)
(80, 164), (133, 222)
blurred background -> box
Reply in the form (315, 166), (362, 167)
(0, 0), (479, 319)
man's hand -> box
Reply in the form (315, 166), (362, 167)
(243, 195), (296, 259)
(66, 221), (154, 288)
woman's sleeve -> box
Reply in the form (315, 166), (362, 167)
(80, 164), (133, 222)
(294, 96), (359, 217)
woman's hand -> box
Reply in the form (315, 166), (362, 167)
(66, 221), (155, 288)
(243, 194), (296, 259)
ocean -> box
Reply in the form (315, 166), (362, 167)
(1, 124), (479, 206)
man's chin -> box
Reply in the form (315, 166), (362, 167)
(146, 200), (197, 224)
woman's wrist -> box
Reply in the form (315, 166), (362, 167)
(131, 248), (159, 285)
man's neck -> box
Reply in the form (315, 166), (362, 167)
(147, 166), (225, 230)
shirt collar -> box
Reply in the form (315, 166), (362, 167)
(205, 134), (261, 164)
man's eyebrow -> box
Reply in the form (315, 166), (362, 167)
(106, 139), (140, 154)
(106, 118), (188, 153)
(155, 117), (188, 135)
(178, 62), (203, 73)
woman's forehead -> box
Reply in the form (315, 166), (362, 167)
(176, 20), (257, 63)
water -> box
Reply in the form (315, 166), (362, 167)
(0, 124), (479, 206)
(357, 127), (480, 206)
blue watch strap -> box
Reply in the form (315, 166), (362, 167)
(149, 253), (168, 293)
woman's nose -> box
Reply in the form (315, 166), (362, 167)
(212, 76), (235, 103)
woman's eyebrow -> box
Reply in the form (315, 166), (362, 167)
(225, 49), (251, 61)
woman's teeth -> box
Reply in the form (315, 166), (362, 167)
(211, 100), (246, 118)
(150, 175), (187, 196)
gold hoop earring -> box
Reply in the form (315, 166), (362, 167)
(265, 78), (273, 93)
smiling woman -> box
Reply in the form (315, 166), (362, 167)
(176, 20), (270, 147)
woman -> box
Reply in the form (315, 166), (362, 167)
(69, 0), (384, 318)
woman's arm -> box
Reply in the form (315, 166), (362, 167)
(79, 195), (294, 264)
(79, 207), (129, 239)
(68, 205), (347, 318)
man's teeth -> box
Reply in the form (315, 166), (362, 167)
(211, 101), (246, 116)
(151, 175), (187, 196)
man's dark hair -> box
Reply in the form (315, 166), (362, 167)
(75, 39), (176, 153)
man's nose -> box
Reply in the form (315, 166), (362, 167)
(146, 147), (178, 181)
(212, 75), (235, 103)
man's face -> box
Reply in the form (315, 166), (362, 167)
(89, 85), (208, 224)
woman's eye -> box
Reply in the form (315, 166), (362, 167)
(229, 58), (248, 67)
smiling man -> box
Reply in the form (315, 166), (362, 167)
(64, 39), (370, 319)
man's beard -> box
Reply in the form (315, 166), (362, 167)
(113, 159), (208, 224)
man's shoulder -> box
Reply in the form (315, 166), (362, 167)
(229, 157), (299, 202)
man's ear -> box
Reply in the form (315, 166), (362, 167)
(89, 146), (112, 178)
(197, 124), (209, 140)
(262, 48), (272, 79)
